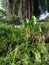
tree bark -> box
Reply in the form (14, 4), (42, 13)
(3, 0), (16, 16)
(4, 0), (34, 20)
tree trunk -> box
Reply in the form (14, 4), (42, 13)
(3, 0), (16, 16)
(19, 0), (34, 20)
(4, 0), (34, 20)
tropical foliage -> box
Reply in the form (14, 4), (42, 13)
(0, 16), (49, 65)
(0, 0), (49, 65)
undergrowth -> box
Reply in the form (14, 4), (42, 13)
(0, 16), (49, 65)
